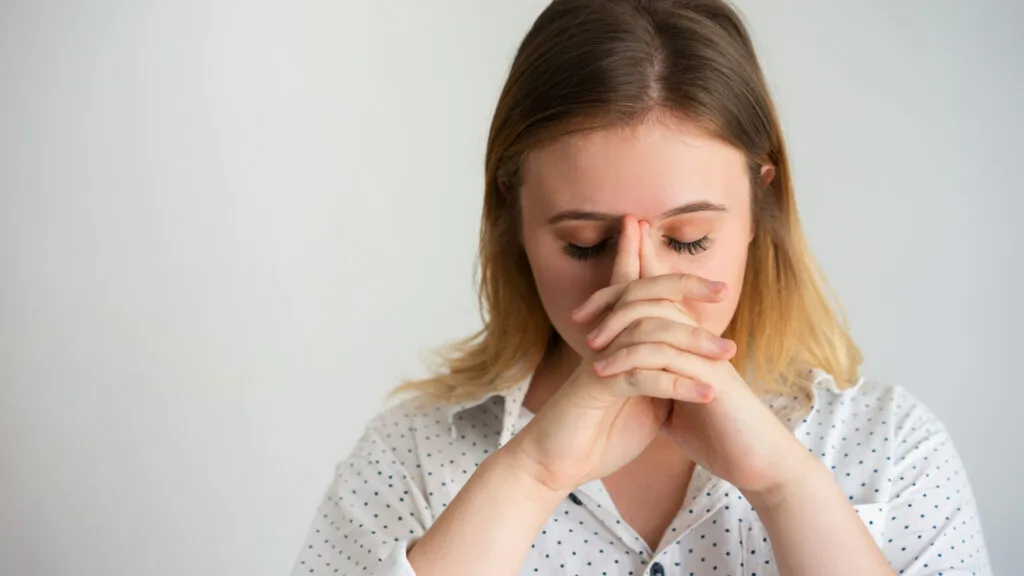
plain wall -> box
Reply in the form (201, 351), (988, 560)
(1, 1), (1020, 574)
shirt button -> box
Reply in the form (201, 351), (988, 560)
(567, 492), (583, 505)
(650, 562), (665, 576)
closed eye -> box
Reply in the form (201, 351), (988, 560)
(561, 238), (610, 261)
(667, 236), (713, 255)
(561, 236), (713, 261)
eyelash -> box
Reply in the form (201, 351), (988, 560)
(561, 236), (713, 261)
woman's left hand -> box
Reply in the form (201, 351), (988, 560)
(570, 221), (814, 505)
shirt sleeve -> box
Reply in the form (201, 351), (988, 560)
(289, 423), (433, 575)
(878, 387), (992, 575)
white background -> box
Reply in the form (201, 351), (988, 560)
(1, 1), (1020, 574)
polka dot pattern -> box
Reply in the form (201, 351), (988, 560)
(291, 369), (992, 574)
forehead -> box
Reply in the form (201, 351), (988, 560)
(519, 117), (749, 218)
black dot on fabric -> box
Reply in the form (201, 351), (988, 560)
(289, 372), (988, 574)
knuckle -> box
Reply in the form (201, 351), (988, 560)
(620, 281), (641, 302)
(619, 322), (641, 344)
(656, 341), (677, 359)
(669, 373), (692, 397)
(631, 317), (659, 338)
(613, 368), (645, 396)
(625, 369), (643, 389)
(657, 299), (679, 315)
(677, 273), (697, 294)
(683, 323), (704, 346)
(620, 344), (637, 361)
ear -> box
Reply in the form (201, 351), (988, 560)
(750, 164), (776, 242)
(759, 163), (776, 189)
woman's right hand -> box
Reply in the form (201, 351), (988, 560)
(502, 214), (733, 494)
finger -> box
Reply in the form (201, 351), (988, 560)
(639, 220), (664, 279)
(603, 368), (715, 403)
(570, 282), (627, 324)
(586, 300), (696, 349)
(592, 341), (724, 388)
(572, 273), (726, 325)
(624, 274), (727, 306)
(610, 214), (641, 286)
(589, 315), (736, 359)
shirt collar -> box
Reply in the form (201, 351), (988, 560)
(443, 368), (532, 448)
(440, 365), (847, 557)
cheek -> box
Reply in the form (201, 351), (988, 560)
(668, 233), (750, 336)
(523, 239), (606, 352)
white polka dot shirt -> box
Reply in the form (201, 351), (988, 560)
(292, 369), (991, 575)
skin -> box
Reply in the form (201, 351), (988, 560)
(407, 114), (894, 575)
(517, 114), (764, 546)
(518, 114), (759, 348)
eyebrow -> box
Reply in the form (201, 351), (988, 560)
(546, 201), (727, 225)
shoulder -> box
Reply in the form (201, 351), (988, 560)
(370, 394), (452, 436)
(805, 371), (946, 435)
(797, 370), (963, 471)
(340, 394), (454, 466)
(805, 373), (991, 570)
(801, 371), (971, 486)
(797, 371), (978, 503)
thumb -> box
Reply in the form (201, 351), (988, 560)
(610, 215), (641, 285)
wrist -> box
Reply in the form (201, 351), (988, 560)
(741, 447), (827, 511)
(494, 438), (576, 505)
(408, 435), (571, 573)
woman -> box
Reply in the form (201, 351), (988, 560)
(292, 0), (991, 574)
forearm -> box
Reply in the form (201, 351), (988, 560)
(744, 452), (894, 576)
(407, 446), (567, 576)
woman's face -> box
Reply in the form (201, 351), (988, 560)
(518, 116), (768, 358)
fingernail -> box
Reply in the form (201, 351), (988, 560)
(592, 358), (607, 373)
(707, 280), (726, 293)
(586, 328), (600, 343)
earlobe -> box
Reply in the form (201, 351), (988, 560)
(759, 164), (776, 189)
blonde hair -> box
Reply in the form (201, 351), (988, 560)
(391, 0), (861, 411)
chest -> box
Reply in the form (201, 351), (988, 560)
(602, 435), (696, 551)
